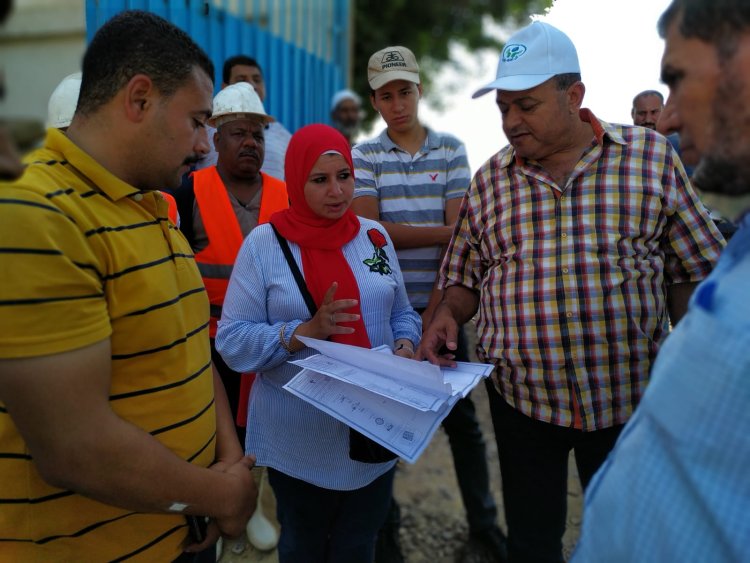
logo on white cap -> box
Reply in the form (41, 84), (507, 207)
(502, 44), (527, 62)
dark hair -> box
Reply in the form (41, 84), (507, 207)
(0, 0), (12, 25)
(77, 10), (213, 116)
(632, 90), (665, 107)
(658, 0), (750, 58)
(222, 55), (262, 85)
(553, 73), (582, 91)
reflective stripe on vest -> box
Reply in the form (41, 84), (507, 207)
(193, 166), (289, 337)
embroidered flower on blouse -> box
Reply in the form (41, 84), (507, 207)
(363, 228), (392, 275)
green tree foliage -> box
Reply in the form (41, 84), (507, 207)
(353, 0), (553, 126)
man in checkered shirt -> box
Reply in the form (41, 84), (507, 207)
(419, 20), (725, 563)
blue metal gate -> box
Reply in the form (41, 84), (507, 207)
(85, 0), (352, 133)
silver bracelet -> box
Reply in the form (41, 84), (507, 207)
(279, 323), (294, 353)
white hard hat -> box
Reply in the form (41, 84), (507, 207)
(208, 82), (274, 128)
(47, 72), (82, 129)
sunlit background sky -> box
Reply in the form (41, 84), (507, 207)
(366, 0), (673, 173)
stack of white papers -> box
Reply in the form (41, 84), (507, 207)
(283, 336), (493, 463)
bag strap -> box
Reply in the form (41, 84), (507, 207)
(271, 224), (318, 317)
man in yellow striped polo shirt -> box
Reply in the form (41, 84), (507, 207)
(0, 10), (256, 562)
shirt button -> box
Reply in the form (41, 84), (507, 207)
(566, 312), (573, 318)
(562, 267), (569, 273)
(132, 193), (143, 201)
(561, 233), (567, 238)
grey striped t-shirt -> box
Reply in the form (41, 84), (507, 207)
(352, 128), (471, 308)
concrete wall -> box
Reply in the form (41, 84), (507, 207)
(0, 0), (86, 126)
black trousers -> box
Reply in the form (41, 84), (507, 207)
(485, 382), (623, 563)
(439, 325), (498, 534)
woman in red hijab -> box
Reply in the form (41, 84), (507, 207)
(216, 124), (421, 562)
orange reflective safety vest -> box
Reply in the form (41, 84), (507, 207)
(192, 166), (289, 337)
(160, 191), (179, 225)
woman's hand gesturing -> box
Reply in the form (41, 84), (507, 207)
(290, 282), (360, 350)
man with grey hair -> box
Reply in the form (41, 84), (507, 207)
(418, 19), (725, 562)
(573, 1), (750, 559)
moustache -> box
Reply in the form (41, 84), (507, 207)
(183, 154), (202, 166)
(239, 150), (259, 160)
(506, 128), (529, 138)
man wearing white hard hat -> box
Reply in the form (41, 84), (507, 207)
(417, 20), (725, 562)
(173, 81), (288, 445)
(330, 89), (362, 145)
(172, 82), (288, 556)
(195, 55), (291, 181)
(175, 82), (289, 436)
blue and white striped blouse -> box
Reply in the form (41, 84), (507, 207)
(216, 217), (421, 490)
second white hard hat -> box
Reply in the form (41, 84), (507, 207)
(208, 82), (274, 128)
(47, 72), (82, 129)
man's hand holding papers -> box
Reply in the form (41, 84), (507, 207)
(283, 336), (492, 463)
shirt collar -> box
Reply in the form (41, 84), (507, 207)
(378, 126), (438, 153)
(498, 108), (628, 169)
(45, 128), (143, 202)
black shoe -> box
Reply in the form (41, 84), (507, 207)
(456, 527), (508, 563)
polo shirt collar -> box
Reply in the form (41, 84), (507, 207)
(45, 128), (143, 202)
(379, 126), (439, 153)
(499, 108), (628, 169)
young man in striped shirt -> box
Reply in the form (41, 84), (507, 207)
(419, 21), (725, 563)
(352, 46), (507, 563)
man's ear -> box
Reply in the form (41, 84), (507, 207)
(123, 74), (155, 123)
(568, 81), (586, 112)
(417, 83), (423, 99)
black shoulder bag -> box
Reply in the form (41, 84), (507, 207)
(271, 224), (398, 464)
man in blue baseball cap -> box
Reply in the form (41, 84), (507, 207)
(418, 19), (725, 563)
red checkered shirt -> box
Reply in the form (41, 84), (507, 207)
(440, 110), (725, 430)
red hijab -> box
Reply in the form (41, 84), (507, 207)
(270, 124), (370, 348)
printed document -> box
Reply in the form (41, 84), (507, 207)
(283, 337), (493, 463)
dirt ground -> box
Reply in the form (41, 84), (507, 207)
(220, 327), (584, 563)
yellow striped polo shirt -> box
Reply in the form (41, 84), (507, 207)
(0, 129), (216, 561)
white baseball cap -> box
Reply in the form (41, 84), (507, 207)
(472, 21), (580, 98)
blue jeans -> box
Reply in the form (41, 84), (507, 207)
(268, 467), (395, 563)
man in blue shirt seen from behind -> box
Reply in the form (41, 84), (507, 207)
(574, 1), (750, 560)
